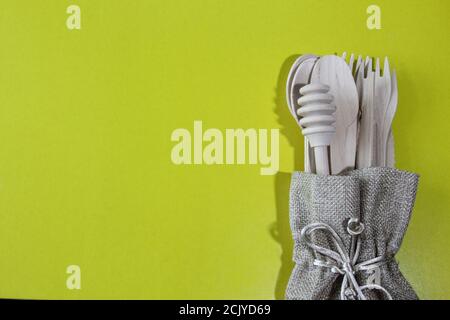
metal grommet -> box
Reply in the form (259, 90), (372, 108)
(347, 218), (365, 236)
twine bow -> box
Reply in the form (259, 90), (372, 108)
(300, 219), (393, 300)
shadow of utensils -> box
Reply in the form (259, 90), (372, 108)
(270, 54), (305, 299)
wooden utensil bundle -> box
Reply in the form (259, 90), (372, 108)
(286, 53), (398, 175)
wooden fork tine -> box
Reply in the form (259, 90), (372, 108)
(383, 57), (391, 79)
(349, 53), (355, 70)
(365, 57), (372, 78)
(356, 55), (363, 71)
(375, 57), (381, 77)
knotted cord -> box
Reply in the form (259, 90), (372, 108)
(300, 219), (393, 300)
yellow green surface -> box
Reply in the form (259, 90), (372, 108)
(0, 0), (449, 299)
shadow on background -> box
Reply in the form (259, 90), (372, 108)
(269, 54), (305, 300)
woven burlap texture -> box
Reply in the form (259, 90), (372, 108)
(286, 167), (419, 300)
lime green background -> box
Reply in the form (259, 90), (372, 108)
(0, 0), (448, 299)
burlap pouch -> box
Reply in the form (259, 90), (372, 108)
(286, 167), (419, 300)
